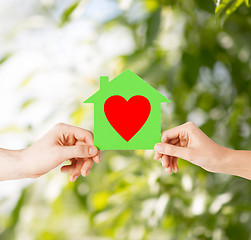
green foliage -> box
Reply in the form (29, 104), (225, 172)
(59, 0), (81, 26)
(215, 0), (250, 16)
(145, 8), (161, 46)
(0, 54), (12, 65)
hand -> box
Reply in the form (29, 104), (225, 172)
(154, 122), (229, 174)
(21, 123), (100, 182)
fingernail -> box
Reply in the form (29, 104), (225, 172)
(94, 155), (101, 163)
(154, 144), (163, 152)
(165, 168), (172, 174)
(161, 161), (164, 167)
(89, 146), (97, 155)
(81, 169), (89, 177)
(71, 176), (78, 182)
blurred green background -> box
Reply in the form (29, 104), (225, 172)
(0, 0), (251, 239)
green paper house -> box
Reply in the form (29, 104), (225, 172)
(83, 70), (170, 150)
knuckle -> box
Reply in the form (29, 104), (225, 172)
(186, 121), (192, 126)
(85, 130), (94, 142)
(55, 122), (65, 130)
(161, 131), (168, 141)
(186, 121), (196, 128)
(87, 130), (94, 138)
(163, 129), (169, 134)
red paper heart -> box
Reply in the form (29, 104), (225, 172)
(104, 95), (151, 142)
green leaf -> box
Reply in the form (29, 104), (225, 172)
(215, 0), (233, 14)
(0, 126), (23, 134)
(19, 74), (34, 88)
(144, 0), (160, 11)
(215, 0), (229, 13)
(145, 8), (161, 46)
(226, 0), (245, 14)
(21, 98), (36, 109)
(0, 53), (12, 64)
(215, 0), (246, 15)
(195, 0), (215, 13)
(59, 1), (80, 26)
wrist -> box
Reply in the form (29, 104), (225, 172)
(18, 147), (37, 179)
(210, 145), (233, 174)
(217, 147), (237, 175)
(11, 149), (28, 179)
(18, 148), (31, 178)
(220, 148), (251, 179)
(0, 148), (26, 180)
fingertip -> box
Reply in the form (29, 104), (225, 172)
(93, 158), (99, 164)
(88, 146), (98, 156)
(70, 175), (78, 182)
(154, 143), (163, 153)
(161, 158), (165, 167)
(81, 168), (86, 177)
(81, 169), (90, 177)
(162, 161), (168, 168)
(93, 152), (101, 163)
(81, 159), (93, 177)
(165, 167), (172, 174)
(173, 158), (179, 173)
(154, 152), (162, 160)
(161, 155), (169, 168)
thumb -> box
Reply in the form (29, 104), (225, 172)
(61, 145), (98, 160)
(154, 143), (192, 161)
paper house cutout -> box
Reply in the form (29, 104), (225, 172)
(83, 70), (170, 150)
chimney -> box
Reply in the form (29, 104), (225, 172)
(100, 76), (109, 89)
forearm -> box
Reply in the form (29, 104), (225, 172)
(223, 148), (251, 180)
(0, 148), (25, 181)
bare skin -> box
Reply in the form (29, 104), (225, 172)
(0, 123), (100, 182)
(154, 121), (251, 180)
(2, 121), (250, 181)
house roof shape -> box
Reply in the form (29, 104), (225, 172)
(84, 69), (170, 103)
